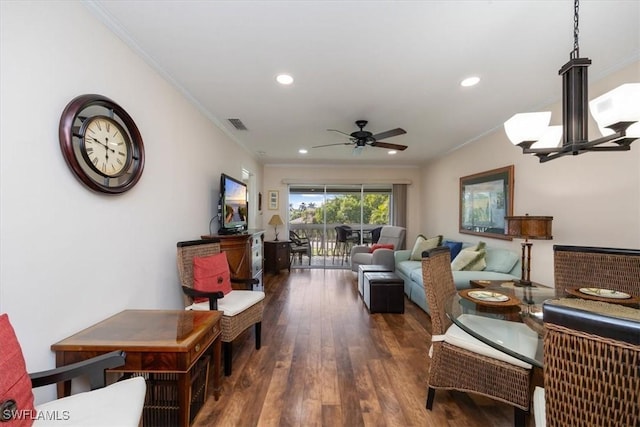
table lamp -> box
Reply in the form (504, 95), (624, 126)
(268, 214), (284, 241)
(504, 214), (553, 286)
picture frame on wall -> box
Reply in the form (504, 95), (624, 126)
(459, 165), (514, 240)
(268, 190), (279, 210)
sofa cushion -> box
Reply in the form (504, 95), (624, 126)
(397, 260), (422, 278)
(451, 249), (486, 271)
(442, 240), (463, 260)
(484, 248), (520, 273)
(410, 234), (442, 260)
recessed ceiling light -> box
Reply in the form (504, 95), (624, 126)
(276, 74), (294, 85)
(461, 76), (480, 87)
(298, 148), (308, 154)
(388, 150), (397, 155)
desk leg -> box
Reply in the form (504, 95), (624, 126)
(212, 335), (222, 400)
(55, 352), (72, 398)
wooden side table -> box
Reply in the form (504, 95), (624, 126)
(264, 240), (291, 273)
(51, 310), (222, 427)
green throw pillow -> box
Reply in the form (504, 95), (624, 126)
(410, 234), (443, 260)
(451, 249), (487, 271)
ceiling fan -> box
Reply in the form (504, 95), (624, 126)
(313, 120), (408, 151)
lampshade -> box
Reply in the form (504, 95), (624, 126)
(530, 125), (563, 149)
(589, 83), (640, 130)
(504, 112), (551, 145)
(504, 215), (553, 240)
(268, 214), (284, 226)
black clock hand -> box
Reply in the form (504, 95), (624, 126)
(87, 137), (115, 153)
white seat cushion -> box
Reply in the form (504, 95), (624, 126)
(34, 376), (146, 427)
(187, 290), (265, 316)
(444, 314), (538, 369)
(534, 386), (546, 427)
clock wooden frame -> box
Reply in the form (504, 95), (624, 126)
(59, 94), (145, 194)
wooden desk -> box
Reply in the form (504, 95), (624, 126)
(51, 310), (222, 427)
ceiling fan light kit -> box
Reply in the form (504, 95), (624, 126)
(313, 120), (408, 152)
(504, 0), (639, 163)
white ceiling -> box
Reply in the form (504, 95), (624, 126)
(87, 0), (639, 167)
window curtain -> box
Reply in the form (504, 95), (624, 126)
(392, 184), (407, 249)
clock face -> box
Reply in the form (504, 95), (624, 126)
(59, 94), (145, 194)
(81, 116), (131, 178)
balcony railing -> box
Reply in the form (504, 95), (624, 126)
(288, 223), (383, 268)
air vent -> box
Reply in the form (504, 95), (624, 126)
(228, 118), (247, 130)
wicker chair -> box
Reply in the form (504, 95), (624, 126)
(554, 245), (640, 295)
(177, 239), (264, 376)
(421, 247), (532, 427)
(541, 299), (640, 427)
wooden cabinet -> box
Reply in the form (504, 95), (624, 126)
(264, 240), (291, 274)
(201, 230), (264, 290)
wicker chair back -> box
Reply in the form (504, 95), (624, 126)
(554, 245), (640, 295)
(421, 247), (454, 335)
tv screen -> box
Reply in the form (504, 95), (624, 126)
(219, 173), (248, 233)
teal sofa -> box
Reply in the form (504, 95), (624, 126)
(395, 242), (521, 314)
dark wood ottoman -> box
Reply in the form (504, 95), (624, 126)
(363, 272), (405, 313)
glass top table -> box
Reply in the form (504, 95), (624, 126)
(445, 283), (562, 368)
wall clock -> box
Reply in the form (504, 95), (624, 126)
(59, 94), (145, 194)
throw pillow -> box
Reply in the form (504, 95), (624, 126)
(410, 234), (443, 261)
(442, 240), (463, 260)
(370, 243), (394, 253)
(193, 252), (232, 302)
(451, 249), (487, 271)
(0, 314), (36, 427)
(465, 241), (486, 252)
(484, 249), (520, 273)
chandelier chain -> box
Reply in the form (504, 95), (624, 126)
(572, 0), (580, 58)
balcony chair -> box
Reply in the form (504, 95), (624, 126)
(333, 225), (360, 265)
(421, 247), (533, 427)
(535, 299), (640, 427)
(553, 245), (640, 295)
(177, 239), (264, 376)
(0, 313), (146, 427)
(289, 230), (311, 266)
(350, 225), (406, 272)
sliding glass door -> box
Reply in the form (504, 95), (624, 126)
(288, 184), (392, 269)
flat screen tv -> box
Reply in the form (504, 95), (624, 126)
(219, 173), (248, 234)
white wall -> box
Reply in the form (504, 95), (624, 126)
(0, 1), (260, 402)
(263, 164), (421, 244)
(421, 61), (640, 286)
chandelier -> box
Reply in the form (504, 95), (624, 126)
(504, 0), (639, 163)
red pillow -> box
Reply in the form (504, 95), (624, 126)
(193, 253), (232, 302)
(0, 313), (35, 426)
(370, 243), (394, 253)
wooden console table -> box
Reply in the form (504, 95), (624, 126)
(202, 230), (264, 290)
(51, 310), (222, 427)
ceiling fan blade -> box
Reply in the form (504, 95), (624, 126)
(327, 129), (353, 137)
(312, 142), (353, 148)
(371, 128), (406, 141)
(370, 141), (408, 151)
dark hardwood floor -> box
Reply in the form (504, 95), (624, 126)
(193, 268), (528, 427)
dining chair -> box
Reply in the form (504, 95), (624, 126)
(540, 299), (640, 427)
(289, 230), (311, 265)
(553, 245), (640, 295)
(421, 246), (532, 427)
(333, 225), (359, 265)
(177, 239), (264, 376)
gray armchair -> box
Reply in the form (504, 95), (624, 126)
(350, 225), (406, 272)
